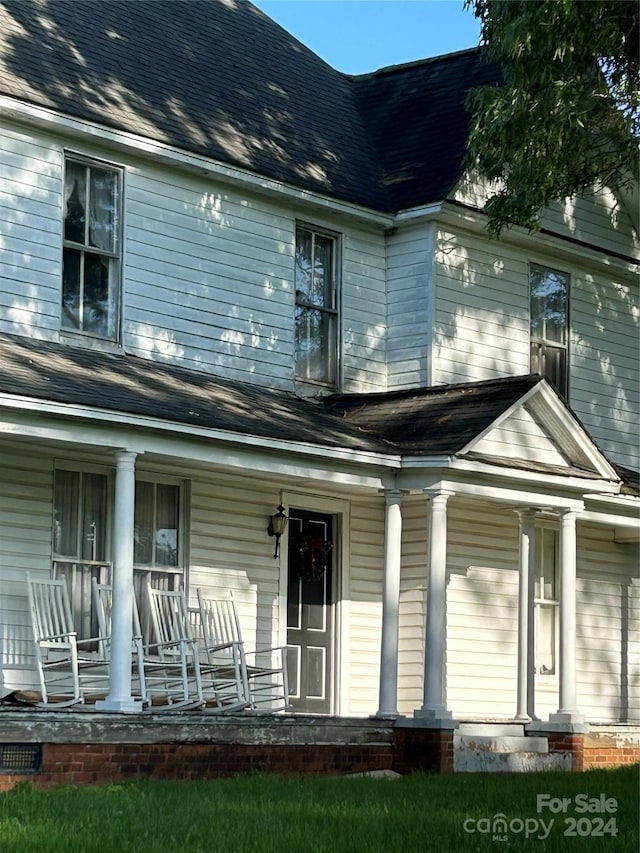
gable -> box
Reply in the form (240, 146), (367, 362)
(470, 405), (572, 468)
(460, 381), (619, 481)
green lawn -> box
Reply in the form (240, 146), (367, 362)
(0, 766), (637, 852)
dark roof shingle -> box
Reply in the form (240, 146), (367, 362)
(0, 0), (501, 212)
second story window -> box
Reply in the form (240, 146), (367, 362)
(295, 224), (340, 387)
(529, 264), (569, 397)
(63, 155), (122, 340)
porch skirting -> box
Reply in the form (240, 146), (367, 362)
(0, 711), (455, 789)
(0, 712), (637, 789)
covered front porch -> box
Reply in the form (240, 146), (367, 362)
(1, 337), (638, 780)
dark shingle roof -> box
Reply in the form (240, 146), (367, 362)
(352, 50), (501, 211)
(0, 333), (391, 454)
(0, 0), (387, 210)
(0, 0), (500, 212)
(0, 333), (625, 485)
(324, 376), (542, 455)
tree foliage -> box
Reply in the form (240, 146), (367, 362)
(465, 0), (639, 235)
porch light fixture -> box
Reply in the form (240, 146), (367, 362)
(267, 503), (288, 559)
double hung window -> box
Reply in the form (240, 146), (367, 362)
(534, 526), (559, 676)
(52, 468), (185, 640)
(294, 224), (340, 387)
(62, 155), (122, 340)
(529, 264), (569, 396)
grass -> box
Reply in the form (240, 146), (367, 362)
(0, 766), (637, 852)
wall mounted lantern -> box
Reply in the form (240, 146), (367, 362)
(267, 503), (288, 559)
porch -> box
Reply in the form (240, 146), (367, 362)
(1, 708), (638, 790)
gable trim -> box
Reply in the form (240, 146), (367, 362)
(458, 379), (620, 482)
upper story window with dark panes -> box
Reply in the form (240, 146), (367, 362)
(294, 224), (340, 387)
(529, 264), (569, 397)
(63, 155), (122, 340)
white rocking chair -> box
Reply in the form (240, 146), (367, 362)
(146, 585), (248, 712)
(145, 584), (206, 710)
(26, 573), (109, 707)
(196, 590), (290, 711)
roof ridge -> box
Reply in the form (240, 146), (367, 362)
(347, 46), (483, 81)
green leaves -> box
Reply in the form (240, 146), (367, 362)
(464, 0), (639, 235)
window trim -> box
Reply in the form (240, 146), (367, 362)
(61, 151), (124, 343)
(534, 523), (560, 679)
(133, 474), (188, 574)
(529, 262), (570, 398)
(294, 221), (342, 389)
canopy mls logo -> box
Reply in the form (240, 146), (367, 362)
(463, 793), (619, 842)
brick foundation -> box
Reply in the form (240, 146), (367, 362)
(547, 733), (584, 771)
(31, 742), (394, 787)
(583, 731), (640, 770)
(393, 727), (454, 774)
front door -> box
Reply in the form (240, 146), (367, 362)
(286, 510), (334, 713)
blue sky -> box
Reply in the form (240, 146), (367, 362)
(251, 1), (481, 75)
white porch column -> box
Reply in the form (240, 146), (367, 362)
(416, 489), (454, 720)
(515, 509), (537, 721)
(376, 489), (404, 717)
(96, 450), (142, 713)
(550, 509), (584, 724)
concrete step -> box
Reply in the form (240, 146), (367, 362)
(455, 750), (571, 773)
(457, 723), (526, 737)
(454, 734), (549, 754)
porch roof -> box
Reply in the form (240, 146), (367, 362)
(1, 332), (631, 492)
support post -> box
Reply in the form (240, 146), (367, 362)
(376, 490), (404, 717)
(96, 450), (142, 713)
(515, 509), (537, 721)
(550, 509), (584, 725)
(416, 489), (454, 721)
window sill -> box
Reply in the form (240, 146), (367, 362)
(60, 331), (125, 356)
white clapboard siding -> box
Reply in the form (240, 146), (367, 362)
(445, 501), (521, 718)
(454, 174), (640, 260)
(346, 498), (384, 715)
(397, 495), (429, 714)
(386, 224), (435, 389)
(123, 165), (387, 393)
(433, 229), (531, 385)
(472, 405), (571, 466)
(0, 125), (62, 338)
(0, 451), (53, 692)
(575, 525), (640, 722)
(433, 225), (639, 469)
(540, 189), (640, 259)
(187, 468), (282, 652)
(570, 271), (639, 469)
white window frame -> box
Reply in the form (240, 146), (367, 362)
(529, 263), (570, 397)
(534, 524), (560, 678)
(133, 474), (188, 580)
(294, 222), (341, 388)
(62, 152), (123, 342)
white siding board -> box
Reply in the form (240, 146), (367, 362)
(541, 190), (640, 258)
(386, 223), (433, 390)
(473, 407), (571, 466)
(0, 125), (62, 339)
(397, 496), (429, 715)
(570, 273), (639, 468)
(0, 452), (53, 693)
(433, 230), (530, 386)
(346, 498), (384, 715)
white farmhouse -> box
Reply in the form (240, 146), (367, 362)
(0, 0), (637, 779)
